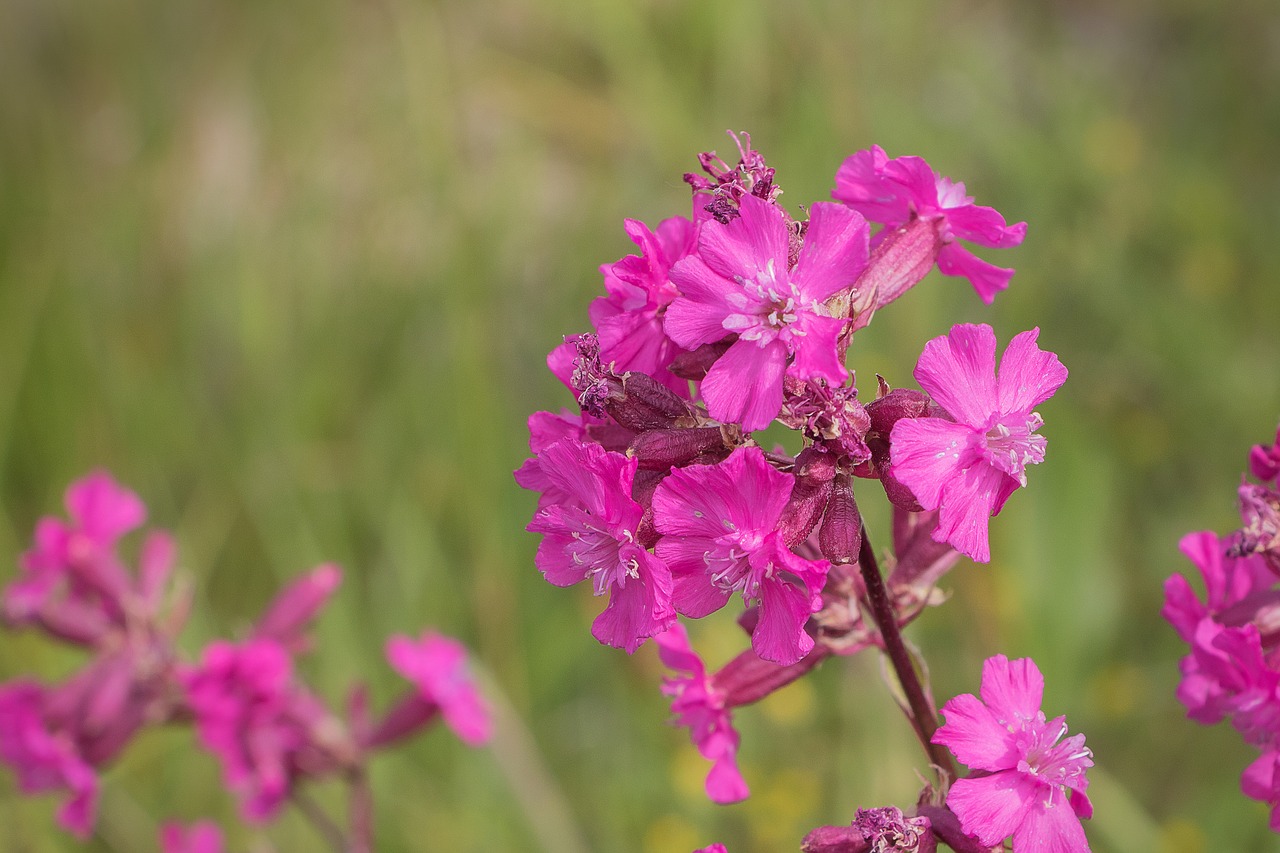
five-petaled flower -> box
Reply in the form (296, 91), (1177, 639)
(890, 323), (1066, 562)
(933, 655), (1093, 853)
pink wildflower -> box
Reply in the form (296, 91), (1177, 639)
(833, 146), (1026, 303)
(933, 655), (1093, 853)
(665, 193), (869, 431)
(889, 324), (1066, 562)
(652, 446), (829, 665)
(590, 216), (696, 397)
(385, 631), (492, 747)
(181, 638), (331, 822)
(1251, 425), (1280, 484)
(4, 470), (146, 630)
(0, 681), (100, 838)
(656, 622), (748, 804)
(1243, 749), (1280, 832)
(160, 821), (224, 853)
(525, 437), (675, 652)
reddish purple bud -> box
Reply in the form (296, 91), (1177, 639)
(837, 217), (940, 336)
(779, 445), (838, 547)
(715, 644), (832, 708)
(253, 564), (342, 652)
(34, 598), (111, 646)
(888, 508), (961, 593)
(629, 427), (732, 470)
(913, 804), (986, 853)
(360, 692), (437, 751)
(819, 474), (862, 565)
(801, 824), (871, 853)
(668, 340), (733, 380)
(1250, 425), (1280, 483)
(864, 389), (941, 512)
(570, 333), (697, 431)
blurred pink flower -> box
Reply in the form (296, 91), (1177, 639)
(933, 655), (1092, 853)
(890, 324), (1066, 562)
(159, 821), (224, 853)
(385, 631), (492, 747)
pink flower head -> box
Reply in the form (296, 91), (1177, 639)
(252, 563), (342, 653)
(652, 446), (829, 665)
(385, 631), (492, 747)
(933, 655), (1093, 853)
(889, 324), (1067, 562)
(525, 437), (675, 652)
(5, 470), (146, 629)
(181, 638), (330, 822)
(590, 215), (696, 397)
(1251, 425), (1280, 484)
(1243, 749), (1280, 832)
(656, 622), (748, 804)
(665, 194), (869, 431)
(160, 821), (224, 853)
(0, 680), (100, 838)
(833, 146), (1026, 303)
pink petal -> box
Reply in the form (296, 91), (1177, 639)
(665, 256), (739, 349)
(786, 313), (849, 387)
(932, 461), (1009, 563)
(705, 754), (750, 804)
(751, 575), (816, 665)
(978, 655), (1045, 723)
(882, 156), (941, 210)
(945, 204), (1027, 249)
(590, 550), (675, 653)
(934, 692), (1020, 771)
(671, 569), (733, 619)
(66, 470), (146, 543)
(726, 446), (794, 531)
(995, 328), (1067, 416)
(889, 418), (982, 509)
(699, 194), (789, 283)
(913, 324), (999, 426)
(946, 771), (1037, 847)
(936, 244), (1014, 304)
(1009, 786), (1091, 853)
(832, 145), (913, 224)
(791, 202), (870, 302)
(701, 338), (787, 431)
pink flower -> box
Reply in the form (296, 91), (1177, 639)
(181, 639), (331, 822)
(525, 437), (675, 652)
(889, 324), (1067, 562)
(4, 470), (146, 630)
(385, 631), (492, 747)
(590, 216), (696, 397)
(1243, 750), (1280, 832)
(665, 193), (869, 431)
(933, 655), (1093, 853)
(160, 821), (224, 853)
(833, 146), (1026, 303)
(0, 681), (99, 838)
(252, 563), (342, 653)
(656, 622), (748, 804)
(652, 446), (829, 665)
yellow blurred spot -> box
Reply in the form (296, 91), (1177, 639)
(1178, 241), (1238, 299)
(1090, 662), (1141, 718)
(644, 814), (704, 853)
(1159, 817), (1206, 853)
(672, 747), (713, 801)
(749, 768), (821, 849)
(1082, 116), (1143, 178)
(761, 676), (815, 725)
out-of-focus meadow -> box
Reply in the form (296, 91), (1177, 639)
(0, 0), (1277, 850)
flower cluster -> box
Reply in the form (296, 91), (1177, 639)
(519, 133), (1083, 851)
(1164, 423), (1280, 828)
(0, 471), (492, 848)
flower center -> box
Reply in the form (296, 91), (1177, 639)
(703, 525), (768, 599)
(563, 508), (636, 595)
(983, 412), (1047, 486)
(725, 259), (812, 347)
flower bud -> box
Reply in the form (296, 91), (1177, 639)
(253, 564), (342, 651)
(779, 445), (838, 546)
(629, 427), (730, 470)
(819, 474), (862, 565)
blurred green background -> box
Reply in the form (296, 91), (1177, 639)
(0, 0), (1277, 850)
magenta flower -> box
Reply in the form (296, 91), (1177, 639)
(656, 622), (748, 804)
(1244, 750), (1280, 832)
(832, 146), (1026, 303)
(889, 324), (1067, 562)
(665, 193), (869, 430)
(160, 821), (224, 853)
(933, 655), (1093, 853)
(385, 631), (492, 747)
(181, 638), (331, 822)
(525, 437), (675, 652)
(4, 470), (146, 629)
(652, 446), (828, 665)
(590, 215), (696, 397)
(0, 681), (99, 838)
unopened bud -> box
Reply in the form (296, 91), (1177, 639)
(819, 475), (862, 565)
(779, 445), (838, 546)
(801, 824), (870, 853)
(668, 340), (733, 381)
(629, 427), (727, 470)
(716, 644), (831, 708)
